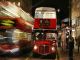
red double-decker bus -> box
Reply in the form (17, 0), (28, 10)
(32, 7), (58, 59)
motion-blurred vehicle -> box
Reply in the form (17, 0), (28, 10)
(0, 17), (33, 56)
(0, 2), (33, 57)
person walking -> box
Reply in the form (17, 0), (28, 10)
(67, 35), (74, 60)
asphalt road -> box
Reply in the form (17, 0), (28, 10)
(0, 48), (80, 60)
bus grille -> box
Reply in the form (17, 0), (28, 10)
(39, 45), (49, 54)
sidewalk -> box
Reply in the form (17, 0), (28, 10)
(57, 47), (80, 60)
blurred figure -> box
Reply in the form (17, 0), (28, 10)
(76, 36), (80, 53)
(67, 35), (74, 60)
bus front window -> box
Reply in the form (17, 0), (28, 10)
(34, 32), (46, 40)
(33, 32), (57, 40)
(46, 33), (57, 40)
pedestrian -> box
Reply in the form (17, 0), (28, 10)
(67, 35), (74, 60)
(76, 36), (80, 53)
(78, 41), (80, 53)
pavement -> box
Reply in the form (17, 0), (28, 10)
(57, 47), (80, 60)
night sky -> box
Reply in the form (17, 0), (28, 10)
(32, 0), (69, 21)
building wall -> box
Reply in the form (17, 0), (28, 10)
(72, 0), (80, 18)
(72, 0), (80, 39)
(0, 0), (32, 14)
(20, 0), (32, 14)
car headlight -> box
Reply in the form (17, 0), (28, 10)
(34, 45), (38, 50)
(51, 47), (55, 51)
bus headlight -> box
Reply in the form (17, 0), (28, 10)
(34, 45), (38, 50)
(51, 47), (55, 51)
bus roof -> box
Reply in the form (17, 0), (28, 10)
(35, 7), (56, 12)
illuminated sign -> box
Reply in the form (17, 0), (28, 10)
(0, 17), (32, 32)
(0, 18), (16, 29)
(0, 19), (15, 27)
